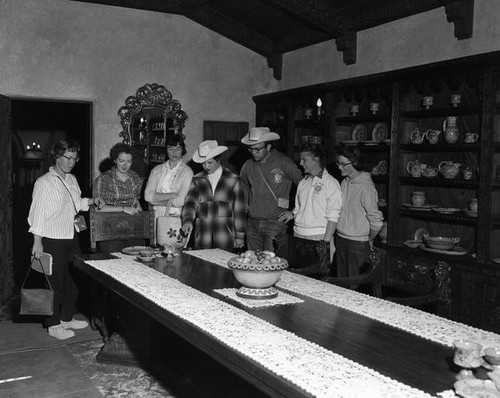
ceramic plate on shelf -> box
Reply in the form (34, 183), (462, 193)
(340, 140), (359, 146)
(454, 379), (500, 398)
(351, 124), (368, 141)
(122, 246), (151, 256)
(403, 240), (422, 248)
(433, 207), (461, 214)
(372, 122), (389, 142)
(418, 244), (468, 256)
(401, 203), (437, 211)
(382, 139), (391, 144)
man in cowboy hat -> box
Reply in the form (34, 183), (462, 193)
(240, 127), (303, 254)
(181, 140), (246, 251)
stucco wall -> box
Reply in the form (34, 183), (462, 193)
(280, 0), (500, 90)
(0, 0), (277, 177)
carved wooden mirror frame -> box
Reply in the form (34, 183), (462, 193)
(117, 83), (188, 144)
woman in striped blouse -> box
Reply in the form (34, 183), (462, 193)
(28, 139), (95, 340)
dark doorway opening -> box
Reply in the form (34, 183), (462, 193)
(11, 98), (92, 290)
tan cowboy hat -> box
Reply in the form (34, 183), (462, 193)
(240, 127), (280, 145)
(193, 140), (228, 163)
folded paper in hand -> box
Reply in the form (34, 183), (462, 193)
(31, 253), (52, 276)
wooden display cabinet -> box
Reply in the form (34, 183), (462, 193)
(254, 51), (500, 330)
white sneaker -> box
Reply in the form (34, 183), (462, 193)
(48, 325), (75, 340)
(61, 318), (89, 330)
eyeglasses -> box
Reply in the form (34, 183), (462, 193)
(61, 154), (79, 163)
(336, 161), (352, 167)
(167, 146), (183, 152)
(248, 145), (267, 154)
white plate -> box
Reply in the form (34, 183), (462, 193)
(433, 207), (461, 214)
(122, 246), (151, 255)
(402, 203), (437, 211)
(419, 244), (468, 256)
(372, 122), (389, 142)
(454, 379), (500, 398)
(352, 124), (368, 141)
(136, 255), (156, 262)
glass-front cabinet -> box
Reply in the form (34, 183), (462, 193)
(118, 83), (187, 167)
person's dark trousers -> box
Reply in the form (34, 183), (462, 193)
(334, 235), (371, 289)
(246, 217), (287, 253)
(42, 234), (81, 328)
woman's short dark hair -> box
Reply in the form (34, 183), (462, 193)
(166, 134), (187, 156)
(110, 143), (133, 161)
(298, 143), (325, 168)
(51, 139), (80, 164)
(337, 145), (365, 171)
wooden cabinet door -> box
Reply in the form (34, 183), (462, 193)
(0, 94), (13, 307)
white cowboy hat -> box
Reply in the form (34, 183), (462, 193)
(193, 140), (228, 163)
(240, 127), (280, 145)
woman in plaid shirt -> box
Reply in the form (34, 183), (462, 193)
(93, 143), (144, 251)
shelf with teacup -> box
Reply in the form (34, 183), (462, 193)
(294, 119), (324, 127)
(334, 113), (391, 125)
(399, 177), (479, 188)
(399, 143), (481, 152)
(399, 209), (478, 226)
(401, 105), (482, 119)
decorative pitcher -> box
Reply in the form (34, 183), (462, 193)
(407, 160), (424, 177)
(443, 116), (459, 144)
(439, 161), (461, 179)
(410, 128), (427, 144)
(426, 129), (441, 144)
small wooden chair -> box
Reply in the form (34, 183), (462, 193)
(89, 206), (155, 252)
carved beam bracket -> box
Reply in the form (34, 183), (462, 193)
(445, 0), (474, 40)
(335, 32), (357, 65)
(267, 53), (283, 81)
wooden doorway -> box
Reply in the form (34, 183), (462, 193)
(1, 98), (92, 308)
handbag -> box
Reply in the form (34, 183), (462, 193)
(56, 175), (87, 232)
(20, 258), (54, 316)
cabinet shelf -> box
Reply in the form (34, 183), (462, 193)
(335, 114), (390, 125)
(399, 209), (477, 225)
(294, 119), (323, 127)
(150, 144), (166, 148)
(401, 105), (481, 119)
(399, 143), (481, 152)
(398, 177), (479, 188)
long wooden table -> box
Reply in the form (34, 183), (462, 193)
(74, 250), (469, 397)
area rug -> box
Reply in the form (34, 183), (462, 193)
(0, 346), (102, 397)
(0, 315), (102, 354)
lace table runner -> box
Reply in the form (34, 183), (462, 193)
(214, 288), (304, 308)
(186, 249), (500, 349)
(88, 255), (432, 398)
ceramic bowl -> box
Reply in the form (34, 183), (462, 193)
(228, 258), (288, 289)
(484, 347), (500, 365)
(423, 236), (460, 251)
